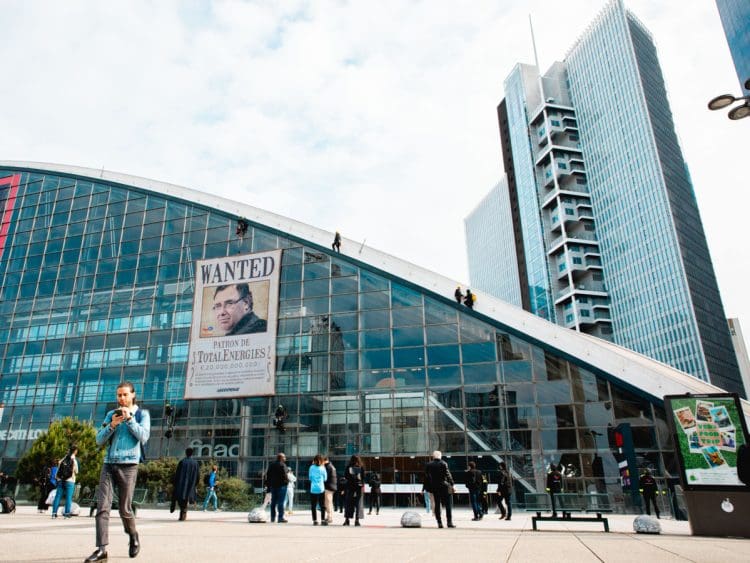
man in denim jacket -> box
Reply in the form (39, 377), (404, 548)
(85, 381), (150, 562)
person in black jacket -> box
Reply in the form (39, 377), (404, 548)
(497, 461), (513, 521)
(639, 469), (660, 518)
(265, 452), (289, 523)
(343, 455), (364, 526)
(465, 461), (483, 520)
(323, 456), (337, 524)
(546, 464), (563, 517)
(368, 472), (382, 515)
(424, 450), (455, 528)
(335, 475), (347, 513)
(172, 448), (199, 521)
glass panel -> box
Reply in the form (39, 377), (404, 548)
(360, 310), (389, 330)
(424, 298), (457, 325)
(426, 324), (458, 345)
(426, 345), (459, 366)
(462, 364), (498, 384)
(392, 326), (424, 347)
(391, 283), (421, 307)
(391, 307), (423, 327)
(393, 347), (424, 368)
(427, 366), (461, 387)
(360, 329), (390, 349)
(461, 342), (496, 364)
(360, 291), (389, 310)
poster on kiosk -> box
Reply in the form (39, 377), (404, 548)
(664, 393), (750, 538)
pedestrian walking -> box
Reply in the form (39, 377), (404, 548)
(172, 448), (199, 521)
(335, 475), (347, 513)
(454, 286), (463, 304)
(497, 461), (513, 521)
(367, 472), (381, 515)
(202, 465), (219, 511)
(465, 461), (483, 521)
(332, 231), (341, 253)
(309, 454), (327, 525)
(424, 450), (455, 528)
(85, 381), (150, 562)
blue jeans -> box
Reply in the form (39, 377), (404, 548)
(52, 481), (75, 516)
(270, 486), (287, 522)
(469, 490), (482, 518)
(423, 491), (431, 513)
(203, 487), (218, 510)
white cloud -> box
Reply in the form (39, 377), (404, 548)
(1, 0), (748, 336)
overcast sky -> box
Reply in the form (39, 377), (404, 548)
(1, 1), (747, 342)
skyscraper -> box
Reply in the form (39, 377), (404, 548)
(468, 0), (744, 396)
(464, 177), (523, 308)
(715, 0), (750, 95)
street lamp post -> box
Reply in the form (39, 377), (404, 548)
(708, 78), (750, 120)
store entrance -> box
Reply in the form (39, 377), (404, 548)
(360, 455), (432, 508)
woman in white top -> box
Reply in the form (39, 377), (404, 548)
(285, 467), (297, 514)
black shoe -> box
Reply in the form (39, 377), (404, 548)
(321, 521), (328, 526)
(376, 510), (379, 515)
(278, 519), (288, 523)
(447, 523), (456, 528)
(368, 510), (372, 515)
(129, 533), (140, 558)
(437, 522), (443, 528)
(354, 520), (360, 526)
(313, 521), (319, 525)
(343, 519), (350, 526)
(471, 517), (480, 521)
(85, 548), (108, 562)
(505, 517), (511, 521)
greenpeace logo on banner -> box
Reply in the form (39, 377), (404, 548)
(185, 249), (282, 400)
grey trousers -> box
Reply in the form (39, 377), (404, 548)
(95, 463), (138, 548)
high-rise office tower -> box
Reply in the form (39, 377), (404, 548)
(715, 0), (750, 95)
(468, 0), (744, 395)
(464, 177), (523, 308)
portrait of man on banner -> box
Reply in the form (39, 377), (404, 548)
(200, 281), (270, 337)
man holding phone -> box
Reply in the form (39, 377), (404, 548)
(85, 382), (150, 562)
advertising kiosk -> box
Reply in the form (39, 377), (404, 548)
(664, 393), (750, 538)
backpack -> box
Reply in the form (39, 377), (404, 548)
(0, 497), (15, 514)
(57, 455), (74, 481)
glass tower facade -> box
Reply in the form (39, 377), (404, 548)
(483, 0), (743, 396)
(464, 178), (522, 308)
(0, 163), (727, 512)
(716, 0), (750, 95)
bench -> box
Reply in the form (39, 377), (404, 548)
(526, 492), (611, 532)
(86, 486), (148, 517)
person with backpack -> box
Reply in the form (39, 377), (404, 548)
(202, 465), (219, 511)
(52, 445), (79, 519)
(85, 381), (150, 563)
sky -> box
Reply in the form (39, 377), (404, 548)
(1, 1), (748, 342)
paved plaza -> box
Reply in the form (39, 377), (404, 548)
(1, 505), (748, 562)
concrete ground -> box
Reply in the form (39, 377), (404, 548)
(1, 504), (748, 563)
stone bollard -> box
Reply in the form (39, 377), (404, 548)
(401, 511), (422, 528)
(248, 508), (268, 523)
(633, 514), (661, 534)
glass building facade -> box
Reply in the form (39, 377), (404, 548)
(477, 0), (744, 396)
(716, 0), (750, 95)
(464, 178), (522, 308)
(0, 163), (732, 513)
